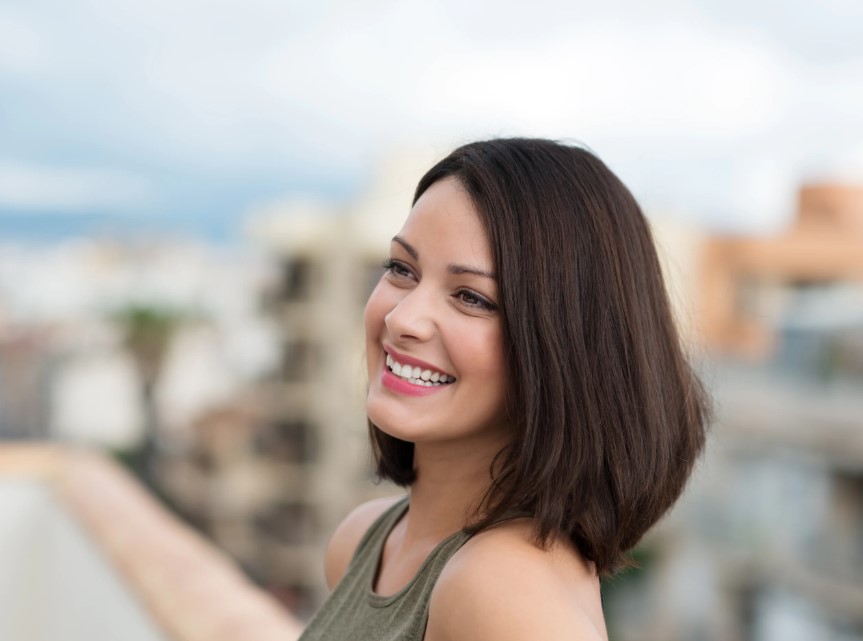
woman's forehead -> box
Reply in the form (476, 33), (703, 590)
(396, 179), (492, 266)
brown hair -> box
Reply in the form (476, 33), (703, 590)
(369, 138), (711, 576)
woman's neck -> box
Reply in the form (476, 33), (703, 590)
(401, 434), (509, 545)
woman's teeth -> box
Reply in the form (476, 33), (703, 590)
(386, 353), (454, 387)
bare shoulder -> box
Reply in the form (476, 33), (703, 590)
(426, 521), (607, 641)
(323, 494), (406, 589)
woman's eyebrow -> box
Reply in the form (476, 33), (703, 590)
(448, 264), (496, 279)
(392, 236), (418, 259)
(392, 235), (496, 279)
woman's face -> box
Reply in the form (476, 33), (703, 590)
(364, 177), (509, 450)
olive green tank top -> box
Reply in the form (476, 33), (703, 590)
(298, 496), (472, 641)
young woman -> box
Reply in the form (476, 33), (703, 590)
(299, 138), (711, 641)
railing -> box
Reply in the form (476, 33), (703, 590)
(0, 444), (304, 641)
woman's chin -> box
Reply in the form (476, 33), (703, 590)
(367, 412), (410, 443)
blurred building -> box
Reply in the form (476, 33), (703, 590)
(153, 150), (437, 616)
(698, 183), (863, 359)
(0, 239), (276, 449)
(0, 328), (54, 440)
(604, 183), (863, 641)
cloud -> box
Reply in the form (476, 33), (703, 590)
(402, 22), (792, 142)
(0, 161), (153, 212)
(1, 2), (855, 155)
(1, 0), (863, 231)
(0, 13), (43, 72)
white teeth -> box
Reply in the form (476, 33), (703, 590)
(385, 354), (454, 386)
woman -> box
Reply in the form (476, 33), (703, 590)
(299, 138), (710, 641)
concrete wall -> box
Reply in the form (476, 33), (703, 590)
(0, 445), (303, 641)
(0, 480), (167, 641)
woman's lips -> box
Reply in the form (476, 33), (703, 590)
(379, 348), (452, 397)
(383, 344), (455, 380)
(381, 366), (447, 396)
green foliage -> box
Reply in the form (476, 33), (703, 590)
(112, 303), (187, 346)
(110, 303), (201, 379)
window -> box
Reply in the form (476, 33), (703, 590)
(255, 419), (318, 463)
(281, 340), (319, 382)
(280, 257), (315, 301)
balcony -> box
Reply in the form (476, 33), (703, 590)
(0, 444), (303, 641)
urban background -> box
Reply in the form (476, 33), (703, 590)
(1, 1), (862, 640)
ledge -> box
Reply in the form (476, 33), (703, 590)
(0, 443), (304, 641)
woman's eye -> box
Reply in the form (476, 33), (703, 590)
(456, 289), (497, 312)
(382, 258), (413, 279)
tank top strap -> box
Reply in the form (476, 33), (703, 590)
(346, 495), (411, 574)
(352, 497), (532, 598)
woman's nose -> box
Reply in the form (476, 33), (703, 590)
(384, 289), (436, 343)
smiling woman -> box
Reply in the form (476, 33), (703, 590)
(298, 138), (711, 641)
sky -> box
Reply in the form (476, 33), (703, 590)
(1, 0), (863, 243)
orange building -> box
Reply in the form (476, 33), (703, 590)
(698, 183), (863, 357)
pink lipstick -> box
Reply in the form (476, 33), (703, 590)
(383, 345), (454, 377)
(380, 345), (454, 397)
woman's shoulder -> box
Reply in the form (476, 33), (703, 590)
(425, 520), (607, 641)
(323, 494), (406, 589)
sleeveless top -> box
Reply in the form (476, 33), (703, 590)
(298, 496), (472, 641)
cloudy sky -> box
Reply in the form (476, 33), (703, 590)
(1, 0), (863, 242)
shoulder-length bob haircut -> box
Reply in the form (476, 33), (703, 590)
(369, 138), (711, 576)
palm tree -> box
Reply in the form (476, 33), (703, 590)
(112, 304), (188, 489)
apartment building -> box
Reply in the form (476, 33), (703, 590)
(155, 151), (436, 616)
